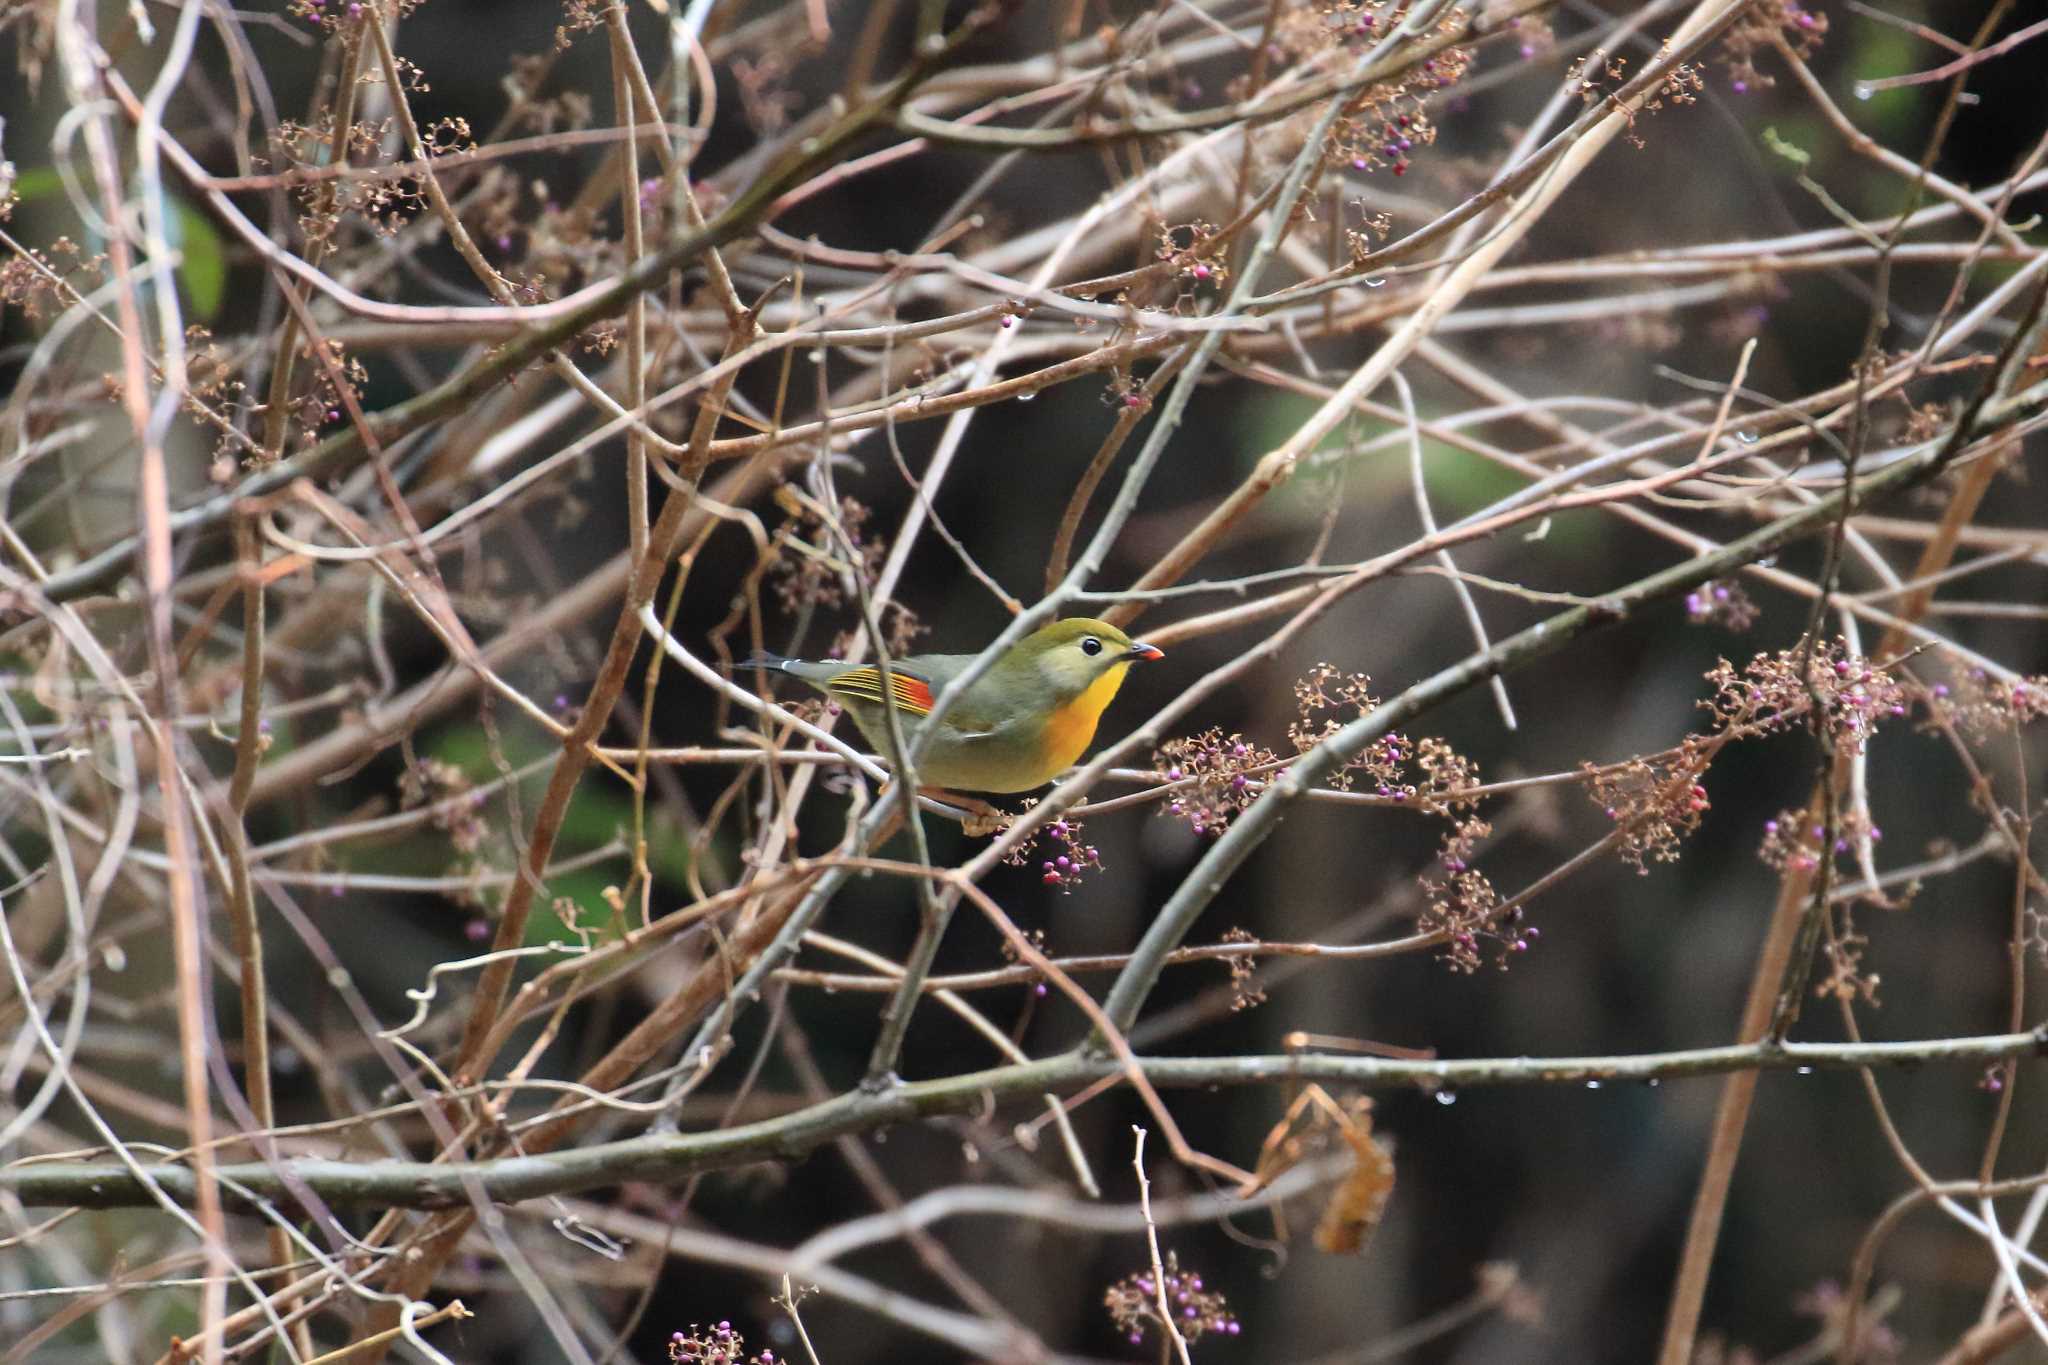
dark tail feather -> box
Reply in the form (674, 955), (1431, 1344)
(742, 649), (792, 672)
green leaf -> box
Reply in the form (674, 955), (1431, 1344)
(6, 168), (226, 321)
(1762, 126), (1811, 170)
(171, 199), (227, 322)
(6, 167), (65, 203)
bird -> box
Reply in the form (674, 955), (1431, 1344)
(747, 617), (1164, 795)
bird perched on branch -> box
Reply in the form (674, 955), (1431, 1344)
(747, 618), (1164, 796)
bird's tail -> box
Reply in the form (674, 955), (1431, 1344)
(741, 649), (793, 672)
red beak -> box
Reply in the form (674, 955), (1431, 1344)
(1128, 640), (1164, 661)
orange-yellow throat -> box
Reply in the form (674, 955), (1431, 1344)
(1039, 661), (1133, 780)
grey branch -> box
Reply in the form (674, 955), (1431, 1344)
(6, 1029), (2040, 1212)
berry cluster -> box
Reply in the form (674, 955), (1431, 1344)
(1685, 579), (1759, 631)
(1036, 818), (1102, 892)
(1159, 665), (1496, 973)
(1701, 642), (1907, 752)
(267, 334), (370, 452)
(1923, 669), (2048, 740)
(1509, 14), (1557, 63)
(1757, 808), (1881, 877)
(668, 1322), (776, 1364)
(1104, 1253), (1240, 1348)
(1288, 663), (1419, 799)
(1420, 816), (1530, 973)
(1334, 108), (1437, 178)
(288, 0), (371, 31)
(1155, 220), (1229, 291)
(1255, 2), (1469, 179)
(1720, 0), (1828, 94)
(1586, 755), (1712, 875)
(1003, 812), (1103, 892)
(1155, 729), (1278, 836)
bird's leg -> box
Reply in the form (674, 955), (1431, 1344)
(919, 787), (1010, 838)
(870, 783), (1008, 840)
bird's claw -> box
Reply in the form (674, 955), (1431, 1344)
(961, 806), (1010, 838)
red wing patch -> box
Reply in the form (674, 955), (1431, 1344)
(824, 666), (935, 715)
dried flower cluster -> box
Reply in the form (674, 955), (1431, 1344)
(1792, 1280), (1898, 1363)
(2023, 902), (2048, 972)
(1565, 47), (1708, 148)
(397, 756), (489, 859)
(267, 115), (432, 242)
(769, 493), (892, 620)
(0, 235), (105, 322)
(279, 336), (371, 455)
(1218, 926), (1268, 1011)
(1815, 907), (1881, 1007)
(1413, 735), (1482, 814)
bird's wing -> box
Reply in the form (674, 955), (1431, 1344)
(816, 661), (938, 715)
(898, 654), (1014, 737)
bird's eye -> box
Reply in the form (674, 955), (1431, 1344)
(1080, 636), (1103, 657)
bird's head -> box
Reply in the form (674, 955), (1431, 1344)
(1013, 617), (1164, 698)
